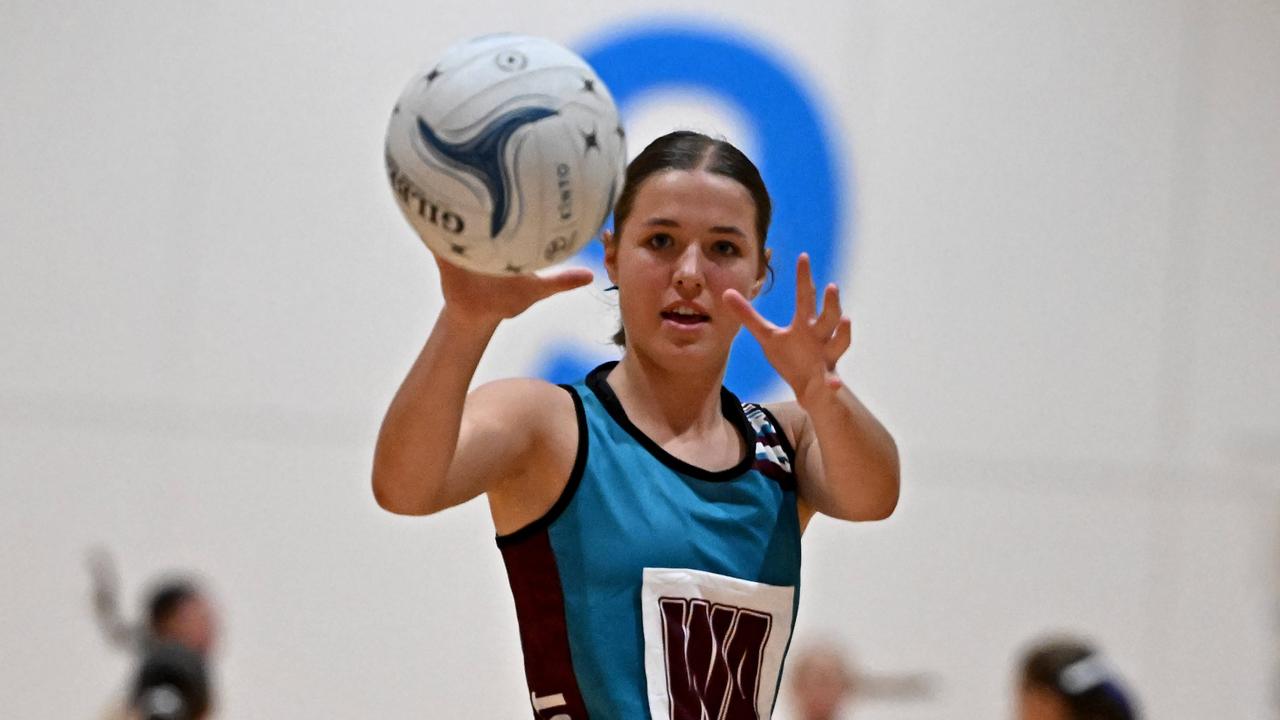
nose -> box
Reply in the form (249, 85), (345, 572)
(672, 244), (705, 295)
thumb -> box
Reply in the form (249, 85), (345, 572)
(535, 267), (594, 299)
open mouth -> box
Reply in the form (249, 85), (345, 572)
(661, 309), (711, 325)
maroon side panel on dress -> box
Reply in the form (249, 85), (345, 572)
(501, 530), (591, 719)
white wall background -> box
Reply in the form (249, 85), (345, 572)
(2, 1), (1277, 718)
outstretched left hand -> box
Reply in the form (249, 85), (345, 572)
(723, 253), (852, 404)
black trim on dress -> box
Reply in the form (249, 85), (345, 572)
(495, 384), (589, 548)
(585, 361), (757, 482)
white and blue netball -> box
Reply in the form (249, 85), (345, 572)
(385, 34), (627, 274)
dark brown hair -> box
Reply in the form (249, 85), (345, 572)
(1020, 637), (1138, 720)
(608, 130), (773, 347)
(146, 579), (201, 635)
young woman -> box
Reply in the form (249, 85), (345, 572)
(373, 131), (899, 719)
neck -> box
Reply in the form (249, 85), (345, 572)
(608, 350), (727, 436)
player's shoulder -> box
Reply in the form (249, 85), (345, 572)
(759, 399), (803, 428)
(471, 376), (572, 402)
(759, 400), (806, 447)
(468, 376), (577, 424)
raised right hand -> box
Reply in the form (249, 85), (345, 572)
(434, 254), (594, 325)
(373, 254), (593, 516)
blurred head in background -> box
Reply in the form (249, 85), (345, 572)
(1017, 636), (1138, 720)
(145, 578), (218, 657)
(788, 641), (856, 720)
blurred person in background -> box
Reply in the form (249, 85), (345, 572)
(91, 550), (217, 720)
(787, 639), (935, 719)
(788, 641), (856, 720)
(1016, 635), (1138, 720)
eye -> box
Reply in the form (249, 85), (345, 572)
(712, 240), (741, 257)
(645, 233), (674, 250)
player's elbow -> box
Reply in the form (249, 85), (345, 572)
(372, 477), (415, 515)
(371, 463), (439, 516)
(838, 484), (898, 522)
(861, 483), (899, 521)
(835, 449), (901, 521)
(863, 444), (902, 520)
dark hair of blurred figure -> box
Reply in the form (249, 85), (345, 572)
(1017, 636), (1138, 720)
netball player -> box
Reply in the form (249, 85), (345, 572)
(373, 131), (899, 718)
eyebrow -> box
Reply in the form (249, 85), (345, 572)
(643, 218), (746, 237)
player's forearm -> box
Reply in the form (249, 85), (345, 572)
(372, 305), (499, 514)
(799, 384), (900, 521)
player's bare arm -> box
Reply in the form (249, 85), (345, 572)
(724, 253), (899, 523)
(769, 387), (899, 523)
(372, 255), (591, 515)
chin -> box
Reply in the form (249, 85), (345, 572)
(649, 338), (731, 371)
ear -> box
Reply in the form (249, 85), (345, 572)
(749, 247), (772, 299)
(602, 229), (619, 285)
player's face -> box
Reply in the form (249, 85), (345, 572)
(1016, 684), (1069, 720)
(606, 169), (767, 368)
(168, 595), (219, 656)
